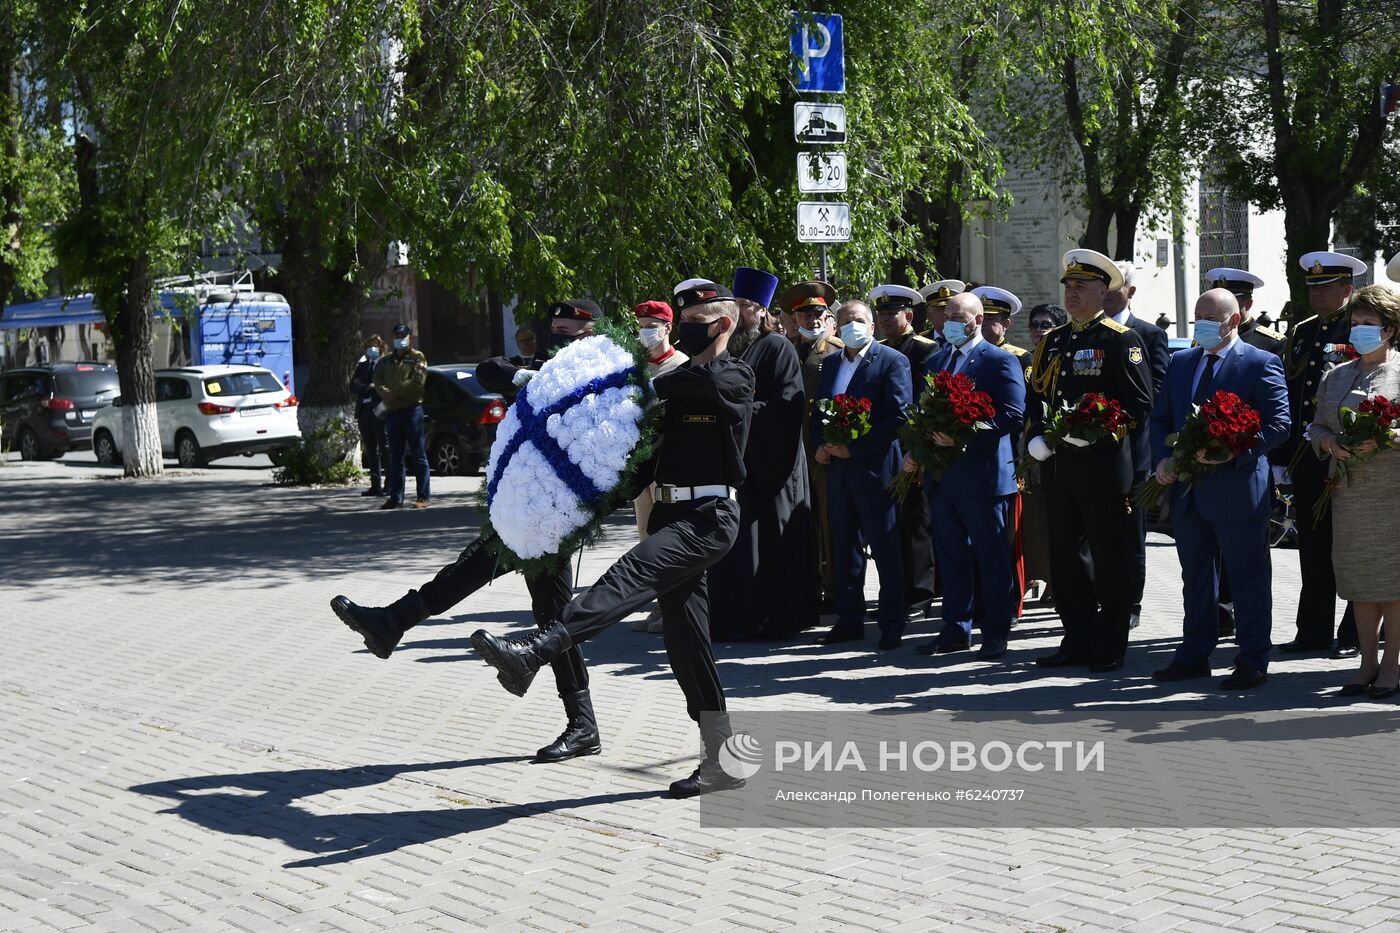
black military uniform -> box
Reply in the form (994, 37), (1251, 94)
(1276, 253), (1365, 652)
(1238, 318), (1285, 356)
(330, 299), (602, 764)
(873, 285), (939, 612)
(471, 324), (756, 798)
(1027, 253), (1154, 670)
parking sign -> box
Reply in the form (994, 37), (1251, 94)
(790, 12), (845, 94)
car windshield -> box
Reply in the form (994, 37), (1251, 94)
(55, 368), (119, 398)
(203, 371), (283, 397)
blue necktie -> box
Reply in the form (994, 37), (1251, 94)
(1193, 354), (1218, 407)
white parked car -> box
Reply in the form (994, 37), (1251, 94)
(91, 365), (301, 467)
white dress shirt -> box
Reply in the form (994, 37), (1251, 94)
(832, 340), (872, 397)
(1111, 309), (1134, 326)
(1191, 334), (1240, 401)
(945, 332), (984, 374)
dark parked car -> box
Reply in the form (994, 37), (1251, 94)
(1, 362), (120, 460)
(422, 364), (506, 476)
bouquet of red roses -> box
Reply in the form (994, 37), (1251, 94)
(891, 371), (997, 503)
(818, 393), (873, 447)
(1312, 394), (1400, 525)
(1134, 389), (1261, 509)
(1020, 393), (1134, 479)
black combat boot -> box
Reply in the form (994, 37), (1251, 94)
(669, 713), (748, 799)
(470, 621), (573, 698)
(534, 689), (602, 762)
(330, 591), (426, 659)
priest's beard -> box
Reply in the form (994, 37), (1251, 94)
(729, 324), (762, 358)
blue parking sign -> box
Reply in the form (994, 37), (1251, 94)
(790, 11), (845, 94)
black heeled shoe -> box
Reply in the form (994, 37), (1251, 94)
(1369, 679), (1399, 700)
(1338, 675), (1377, 698)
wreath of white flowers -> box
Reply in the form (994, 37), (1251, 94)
(484, 331), (654, 568)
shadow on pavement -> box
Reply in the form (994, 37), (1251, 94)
(130, 759), (660, 868)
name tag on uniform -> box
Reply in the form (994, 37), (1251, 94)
(1072, 348), (1104, 376)
(684, 414), (717, 423)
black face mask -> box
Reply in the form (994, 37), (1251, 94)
(546, 332), (576, 352)
(675, 320), (719, 357)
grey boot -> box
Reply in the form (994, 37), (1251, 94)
(534, 689), (602, 762)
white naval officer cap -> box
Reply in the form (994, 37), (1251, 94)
(1298, 250), (1367, 286)
(917, 279), (966, 306)
(970, 285), (1023, 316)
(1060, 248), (1124, 290)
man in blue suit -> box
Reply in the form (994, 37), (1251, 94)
(814, 299), (913, 649)
(1148, 288), (1291, 690)
(903, 292), (1026, 659)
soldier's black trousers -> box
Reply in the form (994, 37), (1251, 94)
(1290, 456), (1357, 648)
(414, 531), (587, 694)
(1047, 490), (1141, 663)
(559, 497), (739, 723)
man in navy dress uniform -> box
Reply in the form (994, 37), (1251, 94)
(1025, 249), (1154, 672)
(813, 300), (913, 650)
(903, 291), (1025, 659)
(1276, 250), (1367, 658)
(1148, 289), (1291, 690)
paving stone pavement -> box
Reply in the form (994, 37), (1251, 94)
(3, 452), (1400, 932)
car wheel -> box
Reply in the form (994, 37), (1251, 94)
(18, 428), (40, 461)
(267, 448), (287, 467)
(431, 435), (463, 476)
(94, 430), (122, 466)
(175, 431), (205, 468)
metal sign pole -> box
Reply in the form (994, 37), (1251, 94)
(819, 244), (828, 283)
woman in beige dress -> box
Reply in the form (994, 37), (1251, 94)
(1309, 284), (1400, 698)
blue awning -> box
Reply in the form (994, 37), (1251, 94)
(0, 296), (103, 330)
(0, 293), (193, 331)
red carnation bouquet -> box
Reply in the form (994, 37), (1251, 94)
(1312, 394), (1400, 525)
(1135, 390), (1262, 509)
(818, 393), (873, 447)
(891, 371), (997, 502)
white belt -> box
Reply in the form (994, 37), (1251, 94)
(653, 483), (733, 504)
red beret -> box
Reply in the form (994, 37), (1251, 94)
(634, 300), (673, 324)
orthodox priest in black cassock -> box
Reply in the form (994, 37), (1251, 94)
(709, 267), (819, 640)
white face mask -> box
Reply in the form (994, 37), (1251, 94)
(798, 325), (823, 341)
(839, 321), (872, 348)
(638, 326), (666, 350)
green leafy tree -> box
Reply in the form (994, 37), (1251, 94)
(397, 0), (1007, 312)
(0, 0), (72, 309)
(1001, 0), (1215, 259)
(1213, 0), (1400, 309)
(36, 1), (265, 476)
(243, 3), (422, 438)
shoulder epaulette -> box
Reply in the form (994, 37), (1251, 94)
(1289, 314), (1319, 335)
(910, 334), (936, 348)
(1099, 317), (1130, 334)
(1002, 342), (1028, 356)
(822, 335), (845, 350)
(1256, 325), (1284, 340)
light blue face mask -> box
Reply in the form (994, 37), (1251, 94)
(1351, 325), (1386, 355)
(839, 321), (871, 348)
(1193, 319), (1225, 350)
(366, 347), (381, 361)
(798, 326), (823, 341)
(942, 319), (972, 347)
(392, 338), (409, 350)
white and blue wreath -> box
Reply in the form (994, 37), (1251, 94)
(484, 332), (653, 567)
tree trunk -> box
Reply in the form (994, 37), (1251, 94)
(1112, 205), (1142, 262)
(0, 59), (22, 309)
(111, 256), (163, 477)
(1079, 197), (1114, 254)
(1277, 191), (1332, 319)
